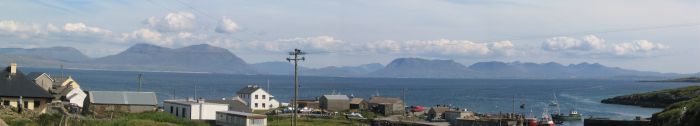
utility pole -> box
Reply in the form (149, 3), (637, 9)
(286, 48), (305, 126)
(60, 64), (65, 78)
(138, 74), (143, 92)
(403, 88), (407, 117)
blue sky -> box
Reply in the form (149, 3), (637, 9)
(0, 0), (698, 73)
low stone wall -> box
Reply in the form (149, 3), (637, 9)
(584, 118), (651, 126)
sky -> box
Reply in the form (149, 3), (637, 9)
(0, 0), (698, 73)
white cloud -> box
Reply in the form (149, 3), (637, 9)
(144, 12), (196, 32)
(249, 36), (344, 52)
(127, 28), (172, 46)
(542, 35), (606, 51)
(215, 16), (239, 33)
(365, 39), (516, 57)
(613, 40), (668, 55)
(542, 35), (668, 57)
(62, 22), (112, 35)
(249, 36), (517, 57)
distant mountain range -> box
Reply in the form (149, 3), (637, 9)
(0, 44), (694, 79)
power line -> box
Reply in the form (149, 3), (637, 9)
(286, 49), (305, 126)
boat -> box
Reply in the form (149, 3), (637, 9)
(552, 109), (582, 121)
(538, 109), (555, 126)
(549, 92), (559, 106)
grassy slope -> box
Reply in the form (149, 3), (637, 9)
(3, 111), (209, 126)
(652, 96), (700, 126)
(601, 86), (700, 108)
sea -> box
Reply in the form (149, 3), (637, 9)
(21, 67), (699, 126)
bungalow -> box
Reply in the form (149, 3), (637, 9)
(163, 98), (229, 120)
(216, 111), (267, 126)
(83, 91), (157, 113)
(349, 98), (367, 111)
(0, 63), (53, 113)
(368, 96), (404, 116)
(234, 85), (279, 111)
(319, 94), (350, 112)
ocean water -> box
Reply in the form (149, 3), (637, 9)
(22, 67), (699, 126)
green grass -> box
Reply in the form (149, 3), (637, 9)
(5, 111), (210, 126)
(267, 116), (370, 126)
(652, 96), (700, 126)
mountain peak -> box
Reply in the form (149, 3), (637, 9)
(124, 43), (170, 53)
(176, 44), (229, 53)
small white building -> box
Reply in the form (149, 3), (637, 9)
(234, 85), (279, 111)
(216, 111), (267, 126)
(61, 87), (87, 107)
(163, 98), (229, 120)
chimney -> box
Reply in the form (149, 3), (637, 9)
(10, 63), (17, 75)
(197, 97), (205, 103)
(187, 97), (194, 102)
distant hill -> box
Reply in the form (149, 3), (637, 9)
(368, 57), (679, 79)
(0, 47), (89, 62)
(303, 63), (384, 77)
(0, 44), (692, 79)
(369, 58), (472, 78)
(253, 61), (383, 77)
(91, 43), (256, 74)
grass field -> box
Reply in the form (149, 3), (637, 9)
(2, 111), (210, 126)
(267, 116), (370, 126)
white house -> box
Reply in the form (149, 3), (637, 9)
(234, 85), (279, 111)
(216, 111), (267, 126)
(164, 98), (229, 120)
(61, 87), (86, 107)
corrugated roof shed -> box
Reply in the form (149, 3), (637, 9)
(322, 95), (349, 100)
(88, 91), (157, 105)
(350, 98), (364, 104)
(0, 66), (53, 98)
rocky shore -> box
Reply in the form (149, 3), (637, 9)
(601, 86), (700, 108)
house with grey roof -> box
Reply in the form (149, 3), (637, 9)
(26, 72), (87, 108)
(0, 63), (53, 113)
(83, 91), (157, 113)
(26, 72), (52, 91)
(319, 94), (350, 112)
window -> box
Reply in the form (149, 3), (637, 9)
(262, 95), (266, 99)
(3, 100), (9, 106)
(23, 101), (28, 108)
(34, 100), (40, 108)
(170, 106), (173, 113)
(254, 103), (258, 108)
(255, 95), (258, 99)
(262, 103), (266, 108)
(175, 107), (179, 116)
(182, 108), (186, 118)
(251, 119), (264, 125)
